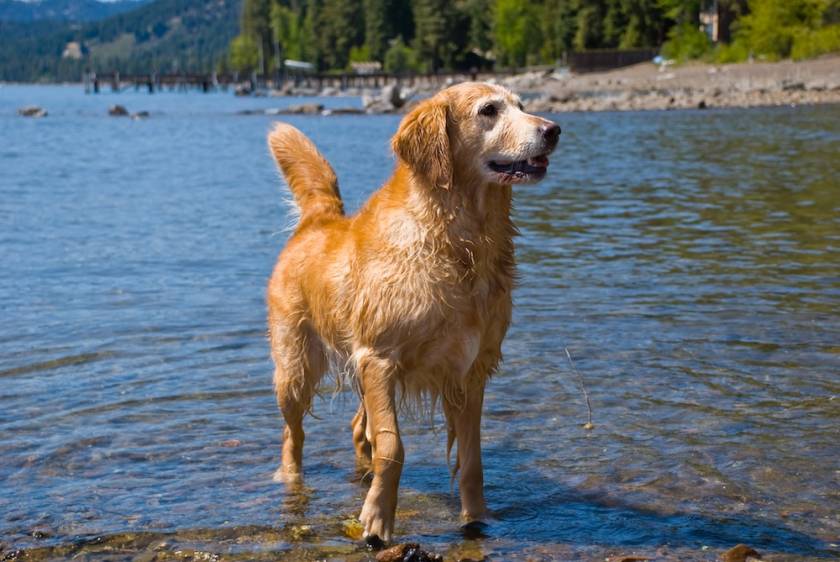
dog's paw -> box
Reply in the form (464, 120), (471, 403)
(362, 533), (386, 551)
(460, 519), (490, 540)
(360, 488), (395, 544)
(272, 465), (302, 484)
(460, 506), (489, 523)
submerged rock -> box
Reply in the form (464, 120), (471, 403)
(234, 84), (253, 96)
(18, 105), (47, 117)
(722, 544), (762, 562)
(285, 103), (324, 115)
(30, 528), (51, 539)
(286, 524), (315, 541)
(324, 107), (365, 115)
(108, 104), (129, 116)
(376, 542), (443, 562)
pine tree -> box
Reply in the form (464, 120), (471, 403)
(364, 0), (391, 61)
(412, 0), (454, 71)
(541, 0), (578, 62)
(493, 0), (542, 67)
(463, 0), (493, 54)
(319, 0), (365, 69)
(618, 0), (666, 48)
(300, 0), (320, 66)
(240, 0), (272, 74)
(573, 0), (607, 50)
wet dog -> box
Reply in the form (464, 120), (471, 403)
(266, 82), (560, 542)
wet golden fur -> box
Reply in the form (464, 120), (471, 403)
(266, 82), (559, 542)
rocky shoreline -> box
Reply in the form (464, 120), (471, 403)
(519, 55), (840, 113)
(15, 56), (840, 118)
(252, 55), (840, 115)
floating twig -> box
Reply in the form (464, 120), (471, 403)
(564, 347), (594, 430)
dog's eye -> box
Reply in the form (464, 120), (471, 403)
(478, 103), (497, 117)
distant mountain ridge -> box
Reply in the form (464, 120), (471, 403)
(0, 0), (240, 82)
(0, 0), (150, 22)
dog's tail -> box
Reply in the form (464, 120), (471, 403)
(268, 123), (344, 226)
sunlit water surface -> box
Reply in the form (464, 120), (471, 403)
(1, 85), (838, 561)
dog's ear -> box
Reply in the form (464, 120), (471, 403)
(392, 97), (451, 189)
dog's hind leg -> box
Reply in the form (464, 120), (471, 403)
(270, 316), (326, 483)
(351, 402), (372, 472)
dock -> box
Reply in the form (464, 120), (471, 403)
(82, 69), (521, 94)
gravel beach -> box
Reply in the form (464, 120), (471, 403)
(513, 55), (840, 113)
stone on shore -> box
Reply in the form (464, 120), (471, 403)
(234, 84), (253, 96)
(722, 544), (762, 562)
(108, 104), (129, 116)
(362, 83), (410, 114)
(375, 542), (443, 562)
(18, 106), (47, 118)
(323, 107), (365, 115)
(283, 103), (324, 114)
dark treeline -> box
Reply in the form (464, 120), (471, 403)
(2, 0), (837, 82)
(0, 0), (239, 82)
(229, 0), (840, 74)
(229, 0), (673, 74)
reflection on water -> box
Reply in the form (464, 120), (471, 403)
(1, 86), (838, 560)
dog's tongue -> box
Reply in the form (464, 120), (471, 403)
(527, 155), (549, 167)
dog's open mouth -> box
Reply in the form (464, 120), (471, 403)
(487, 154), (550, 182)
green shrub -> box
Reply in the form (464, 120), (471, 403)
(494, 0), (542, 67)
(349, 45), (372, 63)
(791, 23), (840, 58)
(270, 4), (303, 61)
(713, 41), (750, 63)
(383, 36), (420, 73)
(229, 34), (259, 72)
(730, 0), (840, 61)
(661, 22), (711, 61)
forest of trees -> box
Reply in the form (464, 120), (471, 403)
(0, 0), (239, 82)
(1, 0), (837, 82)
(229, 0), (840, 74)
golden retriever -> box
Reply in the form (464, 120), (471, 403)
(266, 82), (560, 543)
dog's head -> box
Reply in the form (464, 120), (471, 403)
(392, 82), (560, 188)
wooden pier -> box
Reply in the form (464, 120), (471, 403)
(84, 71), (236, 93)
(83, 50), (658, 94)
(83, 69), (520, 94)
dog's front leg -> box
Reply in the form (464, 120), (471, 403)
(446, 383), (488, 522)
(357, 353), (403, 543)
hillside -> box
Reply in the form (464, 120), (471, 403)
(0, 0), (241, 82)
(0, 0), (149, 22)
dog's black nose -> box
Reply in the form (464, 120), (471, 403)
(542, 123), (561, 147)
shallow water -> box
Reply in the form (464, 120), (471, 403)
(1, 85), (838, 561)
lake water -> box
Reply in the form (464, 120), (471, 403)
(1, 85), (838, 561)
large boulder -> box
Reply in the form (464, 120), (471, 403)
(108, 104), (129, 116)
(363, 84), (410, 114)
(284, 103), (324, 114)
(18, 106), (47, 118)
(234, 83), (253, 96)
